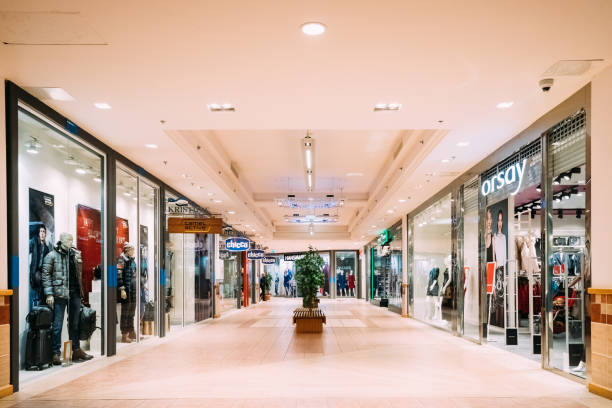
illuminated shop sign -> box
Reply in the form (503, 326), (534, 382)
(284, 253), (305, 261)
(225, 237), (250, 251)
(247, 249), (265, 260)
(262, 256), (277, 264)
(481, 159), (527, 197)
(377, 229), (391, 246)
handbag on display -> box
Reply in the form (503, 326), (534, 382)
(79, 305), (98, 340)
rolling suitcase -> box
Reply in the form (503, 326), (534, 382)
(25, 327), (53, 370)
(25, 305), (54, 370)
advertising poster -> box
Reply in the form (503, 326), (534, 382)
(485, 198), (508, 328)
(116, 217), (130, 258)
(28, 188), (55, 308)
(76, 205), (102, 303)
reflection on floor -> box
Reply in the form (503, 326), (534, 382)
(2, 298), (607, 407)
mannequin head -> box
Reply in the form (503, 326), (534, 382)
(59, 233), (73, 251)
(38, 226), (47, 243)
(123, 242), (135, 258)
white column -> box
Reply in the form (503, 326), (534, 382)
(402, 215), (408, 317)
(591, 65), (612, 288)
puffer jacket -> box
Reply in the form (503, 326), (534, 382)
(42, 243), (84, 299)
(117, 253), (137, 303)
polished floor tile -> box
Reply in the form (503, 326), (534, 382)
(1, 298), (610, 407)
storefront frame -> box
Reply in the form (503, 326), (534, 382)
(5, 81), (216, 391)
(404, 85), (592, 382)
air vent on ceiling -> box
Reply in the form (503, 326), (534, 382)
(542, 59), (603, 77)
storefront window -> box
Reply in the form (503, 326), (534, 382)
(369, 223), (401, 308)
(218, 243), (239, 313)
(480, 140), (542, 361)
(461, 179), (480, 340)
(115, 167), (159, 345)
(18, 106), (104, 379)
(335, 251), (357, 297)
(545, 110), (587, 377)
(388, 225), (402, 308)
(413, 195), (453, 330)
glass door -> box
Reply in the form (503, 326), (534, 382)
(138, 178), (159, 339)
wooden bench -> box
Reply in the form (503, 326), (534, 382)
(292, 308), (326, 333)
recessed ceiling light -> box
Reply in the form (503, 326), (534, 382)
(398, 199), (406, 203)
(207, 103), (235, 112)
(227, 211), (235, 214)
(94, 102), (111, 109)
(387, 209), (394, 214)
(207, 192), (214, 196)
(214, 199), (222, 203)
(496, 101), (514, 109)
(301, 22), (326, 36)
(374, 103), (402, 112)
(245, 224), (250, 227)
(346, 172), (364, 177)
(371, 225), (377, 228)
(457, 141), (470, 147)
(145, 144), (158, 149)
(93, 176), (102, 183)
(75, 167), (87, 175)
(181, 174), (192, 179)
(441, 159), (450, 163)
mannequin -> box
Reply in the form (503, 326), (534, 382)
(348, 271), (355, 297)
(117, 242), (137, 343)
(435, 256), (453, 321)
(426, 267), (439, 320)
(42, 232), (93, 364)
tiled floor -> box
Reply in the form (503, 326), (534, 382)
(2, 298), (611, 407)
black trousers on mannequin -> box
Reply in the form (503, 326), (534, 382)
(120, 300), (136, 333)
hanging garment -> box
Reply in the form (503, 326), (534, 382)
(348, 274), (355, 289)
(426, 267), (439, 296)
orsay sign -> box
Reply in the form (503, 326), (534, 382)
(481, 159), (527, 197)
(225, 237), (250, 252)
(247, 249), (265, 260)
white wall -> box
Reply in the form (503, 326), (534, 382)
(591, 65), (612, 288)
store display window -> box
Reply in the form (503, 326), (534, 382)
(164, 192), (211, 328)
(412, 195), (453, 330)
(115, 167), (159, 346)
(459, 178), (480, 341)
(544, 110), (587, 378)
(369, 223), (401, 308)
(17, 106), (104, 381)
(216, 236), (240, 314)
(335, 251), (357, 298)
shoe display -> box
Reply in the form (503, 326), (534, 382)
(72, 348), (94, 362)
(121, 333), (132, 343)
(571, 361), (586, 372)
(128, 330), (137, 340)
(52, 354), (62, 366)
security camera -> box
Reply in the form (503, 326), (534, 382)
(539, 78), (554, 92)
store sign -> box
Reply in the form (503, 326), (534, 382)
(481, 159), (527, 197)
(219, 250), (232, 260)
(377, 229), (391, 246)
(262, 256), (276, 264)
(247, 249), (265, 260)
(167, 217), (223, 234)
(225, 237), (250, 252)
(284, 253), (304, 261)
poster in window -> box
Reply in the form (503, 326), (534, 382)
(76, 205), (102, 303)
(485, 199), (508, 328)
(28, 188), (54, 308)
(116, 217), (130, 258)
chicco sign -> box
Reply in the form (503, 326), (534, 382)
(481, 159), (527, 197)
(225, 237), (250, 252)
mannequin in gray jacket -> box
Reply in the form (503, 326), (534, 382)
(42, 232), (93, 364)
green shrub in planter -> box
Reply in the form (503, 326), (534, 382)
(263, 273), (273, 294)
(295, 246), (325, 308)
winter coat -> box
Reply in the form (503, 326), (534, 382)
(42, 243), (83, 299)
(117, 254), (137, 302)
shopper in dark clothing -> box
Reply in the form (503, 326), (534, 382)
(29, 225), (51, 307)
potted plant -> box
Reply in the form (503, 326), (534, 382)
(295, 246), (325, 308)
(263, 273), (273, 301)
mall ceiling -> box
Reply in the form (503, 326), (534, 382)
(1, 0), (612, 251)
